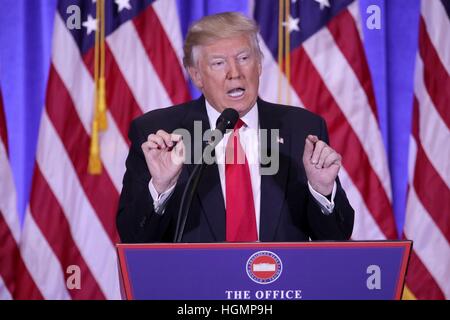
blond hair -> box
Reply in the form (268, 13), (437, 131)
(183, 12), (262, 67)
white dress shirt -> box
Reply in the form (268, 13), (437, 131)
(148, 100), (337, 238)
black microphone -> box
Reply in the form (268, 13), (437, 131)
(174, 108), (239, 243)
(215, 108), (240, 135)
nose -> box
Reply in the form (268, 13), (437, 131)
(226, 60), (241, 80)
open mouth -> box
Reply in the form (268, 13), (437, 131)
(227, 87), (245, 98)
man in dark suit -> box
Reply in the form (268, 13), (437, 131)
(117, 12), (354, 243)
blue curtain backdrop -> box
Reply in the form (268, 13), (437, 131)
(0, 0), (420, 236)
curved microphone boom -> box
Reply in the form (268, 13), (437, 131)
(174, 108), (239, 242)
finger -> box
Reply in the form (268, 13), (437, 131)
(307, 135), (319, 144)
(156, 130), (174, 147)
(167, 133), (183, 151)
(147, 141), (160, 149)
(174, 138), (185, 154)
(316, 146), (332, 169)
(171, 139), (185, 165)
(323, 152), (341, 168)
(148, 134), (167, 149)
(171, 133), (183, 143)
(311, 140), (327, 165)
(303, 137), (315, 162)
(141, 140), (159, 151)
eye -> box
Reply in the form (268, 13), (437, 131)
(238, 54), (250, 64)
(211, 60), (225, 68)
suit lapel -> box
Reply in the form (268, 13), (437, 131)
(180, 97), (226, 241)
(258, 99), (290, 241)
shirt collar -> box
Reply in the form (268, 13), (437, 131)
(205, 99), (259, 130)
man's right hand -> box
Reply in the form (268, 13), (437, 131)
(141, 130), (185, 194)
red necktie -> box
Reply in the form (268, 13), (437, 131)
(225, 119), (258, 242)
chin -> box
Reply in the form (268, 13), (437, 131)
(227, 103), (245, 111)
(225, 98), (249, 109)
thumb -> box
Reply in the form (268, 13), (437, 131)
(172, 139), (185, 166)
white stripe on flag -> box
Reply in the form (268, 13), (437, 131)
(153, 0), (186, 73)
(52, 14), (93, 134)
(0, 139), (20, 242)
(303, 26), (392, 200)
(0, 276), (13, 300)
(421, 0), (450, 75)
(100, 113), (126, 191)
(407, 135), (417, 190)
(21, 209), (71, 299)
(414, 55), (450, 187)
(339, 167), (386, 240)
(36, 111), (120, 299)
(107, 20), (173, 112)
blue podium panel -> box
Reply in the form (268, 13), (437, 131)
(117, 241), (411, 300)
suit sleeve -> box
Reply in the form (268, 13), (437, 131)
(306, 118), (355, 240)
(116, 120), (175, 243)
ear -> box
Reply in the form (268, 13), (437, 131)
(188, 66), (203, 89)
(257, 57), (262, 76)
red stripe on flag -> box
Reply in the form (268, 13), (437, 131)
(45, 65), (119, 243)
(0, 212), (19, 297)
(82, 45), (143, 144)
(411, 97), (420, 140)
(29, 166), (106, 299)
(133, 5), (191, 104)
(82, 44), (95, 76)
(327, 9), (379, 121)
(12, 227), (44, 300)
(104, 45), (143, 143)
(413, 144), (450, 242)
(0, 92), (8, 153)
(404, 247), (445, 299)
(411, 98), (450, 242)
(14, 256), (44, 299)
(13, 257), (44, 299)
(419, 17), (450, 128)
(291, 47), (398, 239)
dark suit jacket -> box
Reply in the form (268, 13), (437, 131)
(117, 96), (354, 243)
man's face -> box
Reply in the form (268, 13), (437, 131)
(188, 35), (262, 117)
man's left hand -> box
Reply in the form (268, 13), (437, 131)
(302, 135), (341, 196)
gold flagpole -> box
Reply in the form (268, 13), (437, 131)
(285, 0), (291, 105)
(277, 0), (284, 104)
(98, 0), (107, 131)
(88, 0), (106, 175)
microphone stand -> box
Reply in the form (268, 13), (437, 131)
(173, 159), (205, 243)
(173, 108), (239, 243)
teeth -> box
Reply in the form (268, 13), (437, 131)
(228, 88), (245, 97)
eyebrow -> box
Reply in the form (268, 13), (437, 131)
(209, 55), (226, 60)
(208, 49), (252, 60)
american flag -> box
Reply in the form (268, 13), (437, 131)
(3, 86), (41, 300)
(16, 0), (190, 299)
(2, 0), (446, 299)
(0, 88), (20, 299)
(403, 0), (450, 299)
(254, 0), (398, 243)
